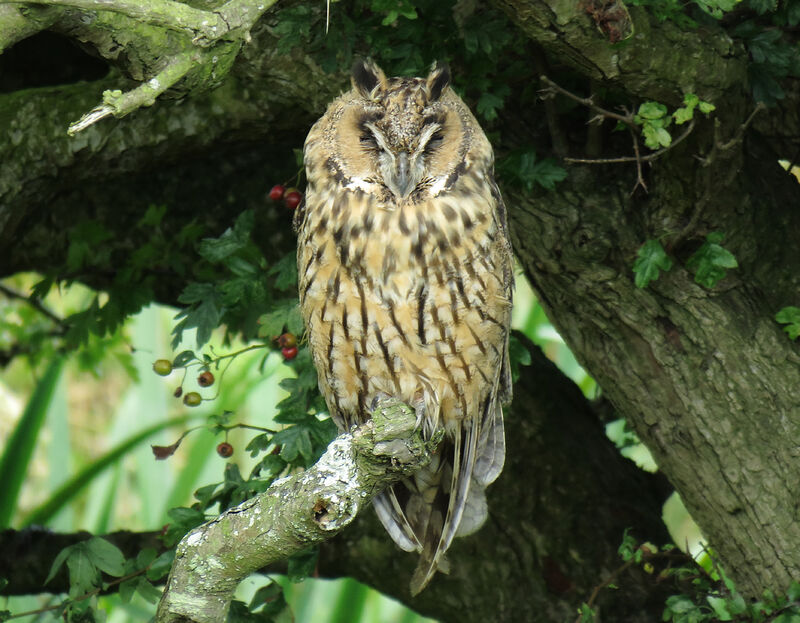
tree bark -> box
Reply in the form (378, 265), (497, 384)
(494, 0), (800, 598)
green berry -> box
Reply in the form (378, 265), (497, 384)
(183, 392), (202, 407)
(153, 359), (173, 376)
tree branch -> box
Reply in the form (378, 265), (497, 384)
(155, 397), (439, 623)
(0, 0), (278, 45)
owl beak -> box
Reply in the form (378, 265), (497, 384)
(394, 151), (412, 198)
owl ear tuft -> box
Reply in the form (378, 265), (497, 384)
(426, 61), (451, 101)
(352, 59), (387, 99)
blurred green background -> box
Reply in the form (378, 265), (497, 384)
(0, 270), (702, 622)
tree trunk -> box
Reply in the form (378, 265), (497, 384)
(493, 0), (800, 597)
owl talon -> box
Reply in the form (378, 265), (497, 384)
(413, 401), (426, 431)
(369, 392), (392, 413)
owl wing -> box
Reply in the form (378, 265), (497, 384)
(474, 180), (513, 487)
(407, 177), (514, 595)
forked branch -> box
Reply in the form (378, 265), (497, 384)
(539, 76), (698, 194)
(155, 397), (439, 623)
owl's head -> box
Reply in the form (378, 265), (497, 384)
(306, 60), (491, 203)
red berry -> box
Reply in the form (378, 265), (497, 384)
(281, 346), (298, 360)
(183, 392), (202, 407)
(284, 190), (302, 210)
(197, 371), (215, 387)
(269, 184), (285, 201)
(153, 359), (172, 376)
(277, 332), (297, 349)
(217, 442), (234, 458)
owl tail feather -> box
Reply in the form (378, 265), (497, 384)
(371, 397), (505, 595)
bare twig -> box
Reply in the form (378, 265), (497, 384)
(630, 130), (647, 194)
(717, 102), (765, 151)
(539, 75), (632, 125)
(540, 75), (701, 194)
(564, 120), (696, 166)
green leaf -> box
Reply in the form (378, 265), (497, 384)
(673, 106), (695, 125)
(776, 307), (800, 339)
(45, 543), (76, 585)
(0, 357), (64, 528)
(287, 306), (304, 337)
(198, 211), (255, 263)
(686, 232), (738, 288)
(173, 284), (224, 349)
(269, 253), (298, 291)
(617, 528), (637, 561)
(172, 350), (197, 368)
(287, 547), (318, 582)
(727, 592), (747, 615)
(787, 580), (800, 601)
(633, 239), (673, 288)
(66, 546), (99, 596)
(643, 124), (672, 149)
(637, 101), (669, 120)
(134, 577), (163, 604)
(477, 92), (504, 120)
(698, 101), (716, 114)
(508, 334), (532, 382)
(85, 537), (125, 577)
(706, 595), (733, 620)
(273, 425), (313, 462)
(258, 300), (301, 339)
(577, 603), (597, 622)
(118, 578), (138, 603)
(498, 148), (567, 191)
(146, 549), (176, 581)
(137, 204), (167, 228)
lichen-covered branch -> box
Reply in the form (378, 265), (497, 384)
(491, 0), (748, 104)
(67, 52), (196, 134)
(0, 0), (279, 133)
(0, 0), (277, 45)
(155, 398), (439, 623)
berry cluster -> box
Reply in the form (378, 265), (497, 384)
(269, 184), (302, 210)
(275, 332), (298, 360)
(152, 359), (214, 408)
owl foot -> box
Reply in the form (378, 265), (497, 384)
(368, 392), (393, 413)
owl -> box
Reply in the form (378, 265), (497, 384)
(295, 60), (513, 594)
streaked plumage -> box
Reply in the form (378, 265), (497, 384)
(295, 60), (513, 594)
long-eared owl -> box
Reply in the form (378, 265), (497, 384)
(295, 60), (513, 594)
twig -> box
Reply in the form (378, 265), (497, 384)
(5, 566), (151, 620)
(540, 75), (700, 195)
(717, 102), (765, 151)
(574, 547), (695, 623)
(0, 283), (67, 328)
(540, 75), (632, 125)
(68, 53), (195, 135)
(564, 120), (696, 165)
(631, 130), (647, 194)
